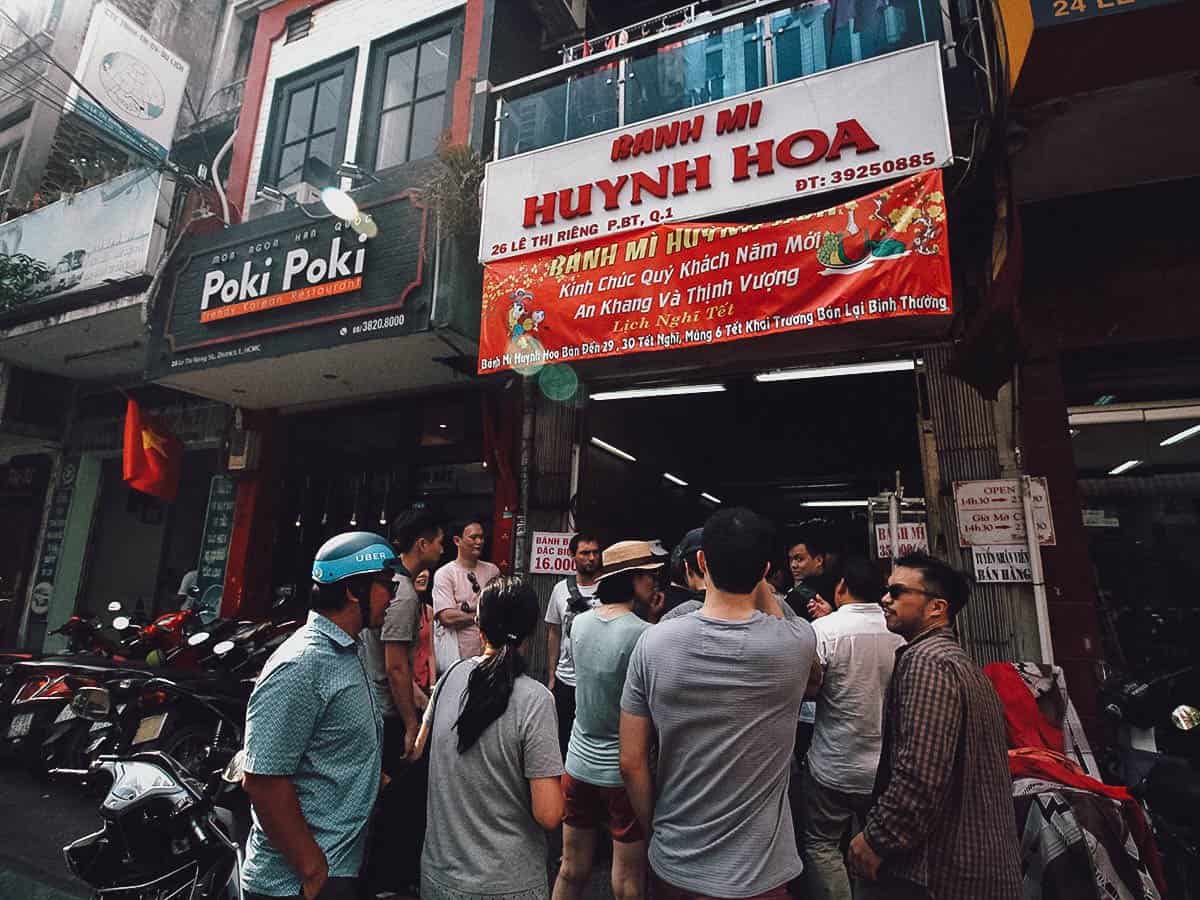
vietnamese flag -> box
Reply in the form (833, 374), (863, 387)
(122, 398), (183, 501)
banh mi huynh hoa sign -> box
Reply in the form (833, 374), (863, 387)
(478, 169), (951, 375)
(479, 42), (952, 264)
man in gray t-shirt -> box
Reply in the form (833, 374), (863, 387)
(621, 508), (816, 899)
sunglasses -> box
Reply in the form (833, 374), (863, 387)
(883, 584), (940, 601)
(467, 571), (481, 594)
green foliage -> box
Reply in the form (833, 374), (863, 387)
(0, 253), (50, 311)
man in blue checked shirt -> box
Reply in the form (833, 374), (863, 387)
(242, 532), (396, 900)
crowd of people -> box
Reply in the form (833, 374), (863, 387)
(238, 506), (1024, 900)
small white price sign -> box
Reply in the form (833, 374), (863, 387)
(530, 532), (577, 575)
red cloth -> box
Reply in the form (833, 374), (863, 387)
(1009, 747), (1130, 801)
(984, 661), (1064, 752)
(122, 398), (183, 501)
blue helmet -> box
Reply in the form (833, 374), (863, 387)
(311, 531), (397, 584)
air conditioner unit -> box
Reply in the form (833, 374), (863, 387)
(283, 181), (322, 205)
(247, 192), (286, 221)
(246, 181), (323, 220)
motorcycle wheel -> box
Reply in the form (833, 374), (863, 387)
(160, 723), (212, 774)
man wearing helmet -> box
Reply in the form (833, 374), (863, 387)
(241, 531), (398, 900)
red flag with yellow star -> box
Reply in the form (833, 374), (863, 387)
(123, 398), (183, 501)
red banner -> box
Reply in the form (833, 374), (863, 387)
(479, 170), (951, 374)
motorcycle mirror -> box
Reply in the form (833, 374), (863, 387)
(107, 602), (122, 613)
(222, 748), (246, 784)
(71, 686), (111, 722)
(187, 631), (211, 647)
(213, 640), (235, 657)
(112, 616), (130, 631)
(1172, 704), (1200, 732)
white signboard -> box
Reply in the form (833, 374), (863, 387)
(481, 42), (952, 262)
(530, 531), (577, 575)
(953, 478), (1056, 547)
(875, 522), (930, 559)
(0, 168), (166, 302)
(66, 2), (190, 160)
(972, 545), (1033, 583)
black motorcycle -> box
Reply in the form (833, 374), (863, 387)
(54, 682), (247, 899)
(1102, 663), (1200, 897)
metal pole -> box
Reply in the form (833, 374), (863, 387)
(512, 377), (536, 576)
(1020, 474), (1055, 664)
(888, 491), (901, 568)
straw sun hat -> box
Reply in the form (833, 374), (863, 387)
(596, 539), (668, 581)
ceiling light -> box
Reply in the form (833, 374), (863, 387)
(438, 423), (448, 429)
(800, 500), (868, 508)
(590, 437), (636, 462)
(1160, 423), (1200, 447)
(700, 492), (722, 504)
(755, 360), (915, 382)
(590, 383), (726, 401)
(1108, 459), (1142, 476)
(663, 472), (689, 486)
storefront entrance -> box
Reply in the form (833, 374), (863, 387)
(1064, 339), (1200, 672)
(577, 361), (925, 562)
(268, 391), (496, 602)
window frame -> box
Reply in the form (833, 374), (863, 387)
(260, 50), (358, 191)
(0, 142), (21, 205)
(358, 14), (463, 175)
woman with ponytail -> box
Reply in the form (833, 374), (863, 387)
(418, 576), (565, 900)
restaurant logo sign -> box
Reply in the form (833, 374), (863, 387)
(480, 42), (951, 263)
(152, 190), (427, 374)
(198, 233), (368, 323)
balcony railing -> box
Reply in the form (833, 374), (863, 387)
(493, 0), (946, 159)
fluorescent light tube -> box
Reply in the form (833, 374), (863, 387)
(590, 437), (636, 462)
(1107, 460), (1142, 476)
(755, 360), (915, 382)
(700, 492), (722, 504)
(800, 500), (868, 508)
(591, 384), (726, 401)
(1160, 423), (1200, 447)
(663, 472), (689, 486)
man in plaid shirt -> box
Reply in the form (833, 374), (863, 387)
(848, 553), (1021, 900)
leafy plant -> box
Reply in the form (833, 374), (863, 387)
(0, 253), (50, 311)
(423, 137), (486, 237)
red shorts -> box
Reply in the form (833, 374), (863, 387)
(561, 772), (645, 843)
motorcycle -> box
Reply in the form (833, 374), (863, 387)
(54, 683), (247, 899)
(1101, 663), (1200, 897)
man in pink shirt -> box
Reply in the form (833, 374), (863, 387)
(431, 520), (501, 662)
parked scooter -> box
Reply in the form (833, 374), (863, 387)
(54, 683), (246, 899)
(1102, 663), (1200, 896)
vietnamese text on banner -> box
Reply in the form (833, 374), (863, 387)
(478, 170), (952, 374)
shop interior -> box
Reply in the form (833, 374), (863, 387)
(1063, 339), (1200, 673)
(79, 450), (220, 619)
(270, 391), (495, 602)
(578, 360), (925, 567)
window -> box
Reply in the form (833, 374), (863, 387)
(0, 143), (19, 206)
(362, 25), (456, 172)
(263, 54), (356, 191)
(0, 0), (54, 51)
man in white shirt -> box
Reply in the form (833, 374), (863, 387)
(803, 556), (905, 900)
(431, 520), (501, 666)
(544, 531), (601, 756)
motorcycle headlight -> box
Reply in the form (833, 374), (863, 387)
(101, 761), (185, 814)
(1171, 704), (1200, 732)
